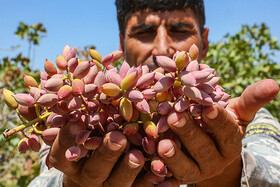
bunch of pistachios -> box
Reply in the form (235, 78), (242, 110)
(3, 43), (231, 179)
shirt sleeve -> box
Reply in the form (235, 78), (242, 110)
(240, 108), (280, 187)
(27, 143), (64, 187)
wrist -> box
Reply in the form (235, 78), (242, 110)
(196, 155), (242, 187)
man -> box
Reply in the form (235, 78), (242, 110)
(28, 0), (280, 186)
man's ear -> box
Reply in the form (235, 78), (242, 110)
(200, 27), (209, 60)
(119, 33), (124, 52)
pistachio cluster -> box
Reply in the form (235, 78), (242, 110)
(3, 44), (232, 179)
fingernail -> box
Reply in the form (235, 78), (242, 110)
(173, 115), (186, 128)
(159, 139), (175, 158)
(204, 104), (218, 119)
(128, 159), (141, 169)
(108, 139), (123, 151)
(157, 181), (173, 187)
(128, 150), (143, 169)
(107, 131), (126, 151)
(164, 146), (175, 158)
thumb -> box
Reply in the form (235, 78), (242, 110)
(228, 79), (279, 124)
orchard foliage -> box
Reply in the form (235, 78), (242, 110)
(0, 22), (44, 186)
(205, 23), (280, 119)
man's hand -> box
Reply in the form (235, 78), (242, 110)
(48, 127), (146, 187)
(156, 79), (279, 186)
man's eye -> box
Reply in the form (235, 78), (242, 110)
(170, 29), (189, 34)
(135, 30), (155, 36)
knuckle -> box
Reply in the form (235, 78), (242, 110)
(193, 141), (215, 161)
(176, 166), (200, 182)
(48, 154), (79, 177)
(82, 167), (105, 184)
(48, 154), (60, 168)
(210, 111), (229, 131)
(179, 122), (197, 138)
(222, 128), (242, 147)
(213, 120), (227, 132)
(98, 144), (122, 162)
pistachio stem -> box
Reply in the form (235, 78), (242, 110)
(80, 95), (90, 112)
(3, 112), (51, 138)
(120, 89), (126, 95)
(34, 104), (41, 119)
(66, 68), (73, 82)
(21, 130), (30, 139)
(32, 124), (43, 135)
(16, 109), (28, 123)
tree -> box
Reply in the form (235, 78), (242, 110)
(15, 22), (47, 59)
(205, 23), (280, 119)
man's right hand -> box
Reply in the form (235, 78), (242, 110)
(48, 126), (145, 187)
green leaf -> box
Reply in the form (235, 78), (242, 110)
(205, 23), (280, 120)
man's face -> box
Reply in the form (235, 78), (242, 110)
(119, 8), (209, 70)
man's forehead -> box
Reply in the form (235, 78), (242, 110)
(127, 8), (197, 25)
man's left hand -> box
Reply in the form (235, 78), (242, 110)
(156, 79), (279, 186)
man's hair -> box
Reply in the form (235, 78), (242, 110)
(115, 0), (205, 36)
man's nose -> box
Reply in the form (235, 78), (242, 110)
(151, 27), (175, 58)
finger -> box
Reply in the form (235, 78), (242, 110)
(157, 139), (200, 182)
(133, 170), (164, 187)
(49, 121), (83, 178)
(166, 111), (222, 173)
(133, 177), (154, 187)
(202, 104), (244, 158)
(229, 79), (279, 123)
(156, 178), (181, 187)
(81, 131), (127, 186)
(105, 149), (145, 187)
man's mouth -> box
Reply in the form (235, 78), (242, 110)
(152, 56), (159, 68)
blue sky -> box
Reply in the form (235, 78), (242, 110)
(1, 0), (280, 71)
